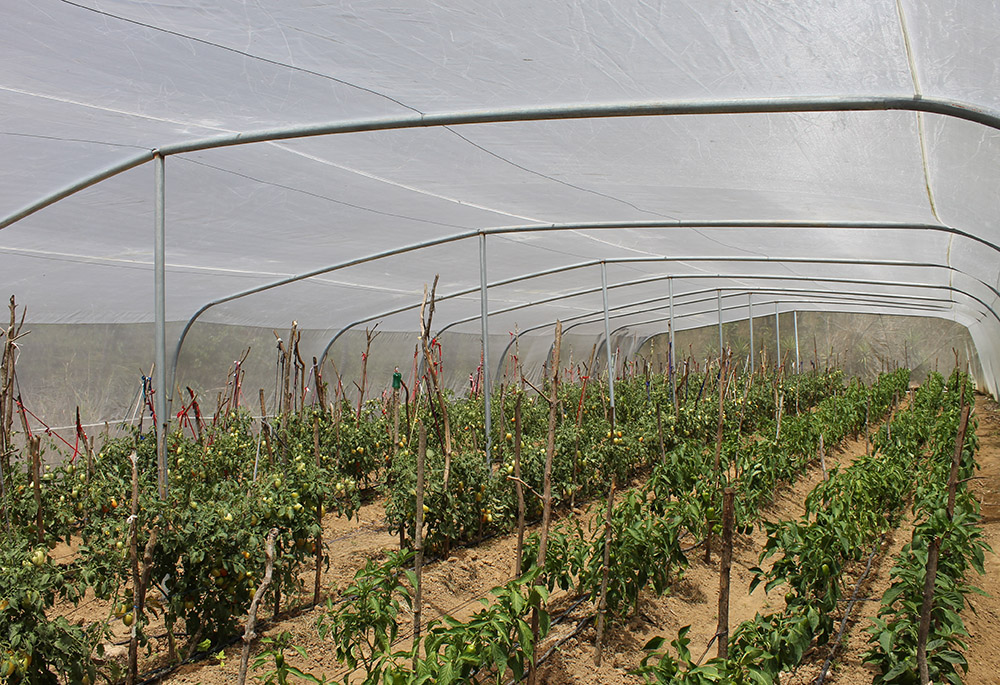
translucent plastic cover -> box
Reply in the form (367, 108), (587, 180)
(2, 0), (999, 422)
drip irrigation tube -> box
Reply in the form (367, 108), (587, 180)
(813, 533), (887, 684)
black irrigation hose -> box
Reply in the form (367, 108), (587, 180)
(503, 595), (594, 685)
(812, 528), (888, 683)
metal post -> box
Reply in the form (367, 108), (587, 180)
(748, 294), (755, 373)
(601, 262), (616, 425)
(154, 154), (168, 500)
(717, 289), (723, 355)
(669, 277), (676, 408)
(775, 301), (781, 369)
(794, 311), (800, 374)
(479, 233), (492, 466)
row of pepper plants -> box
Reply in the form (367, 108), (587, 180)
(635, 369), (970, 683)
(0, 357), (839, 683)
(521, 369), (910, 627)
(862, 370), (988, 684)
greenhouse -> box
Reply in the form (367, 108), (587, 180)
(2, 1), (999, 683)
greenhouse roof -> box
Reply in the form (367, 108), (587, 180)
(2, 0), (999, 399)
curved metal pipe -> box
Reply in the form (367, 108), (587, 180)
(183, 236), (1000, 387)
(425, 258), (999, 338)
(9, 95), (1000, 232)
(152, 95), (1000, 154)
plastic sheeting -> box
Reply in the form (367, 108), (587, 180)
(2, 0), (1000, 421)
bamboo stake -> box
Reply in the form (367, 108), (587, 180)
(237, 528), (277, 685)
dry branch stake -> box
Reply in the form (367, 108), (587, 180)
(529, 320), (561, 685)
(237, 528), (277, 685)
(418, 277), (453, 484)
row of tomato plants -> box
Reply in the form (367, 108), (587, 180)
(0, 366), (838, 683)
(382, 368), (846, 555)
(635, 369), (960, 683)
(862, 371), (987, 684)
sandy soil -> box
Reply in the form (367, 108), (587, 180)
(534, 427), (875, 684)
(960, 394), (1000, 683)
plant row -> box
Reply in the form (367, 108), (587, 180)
(862, 371), (988, 684)
(0, 365), (838, 683)
(635, 370), (965, 683)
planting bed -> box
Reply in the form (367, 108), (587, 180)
(1, 346), (997, 685)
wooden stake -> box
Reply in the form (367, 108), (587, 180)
(514, 394), (526, 578)
(529, 320), (562, 685)
(819, 433), (827, 481)
(656, 400), (666, 465)
(313, 417), (323, 606)
(413, 420), (427, 666)
(916, 403), (970, 685)
(713, 354), (729, 480)
(237, 528), (277, 685)
(865, 393), (871, 456)
(30, 436), (42, 543)
(259, 389), (273, 466)
(128, 517), (158, 685)
(593, 475), (617, 666)
(312, 357), (327, 411)
(775, 393), (784, 442)
(717, 488), (735, 660)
